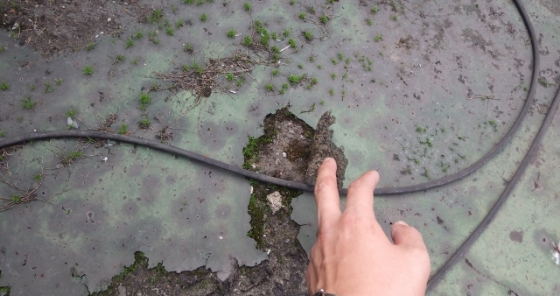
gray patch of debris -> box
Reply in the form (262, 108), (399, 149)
(306, 111), (348, 190)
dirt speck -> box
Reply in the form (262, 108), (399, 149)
(509, 230), (524, 243)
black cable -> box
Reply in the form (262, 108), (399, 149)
(0, 0), (547, 290)
(427, 61), (559, 292)
(426, 0), (552, 289)
(0, 0), (539, 197)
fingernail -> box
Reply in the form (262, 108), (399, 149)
(323, 157), (334, 164)
(394, 220), (408, 226)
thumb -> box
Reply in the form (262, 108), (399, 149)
(391, 221), (426, 249)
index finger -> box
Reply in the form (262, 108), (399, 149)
(314, 158), (342, 229)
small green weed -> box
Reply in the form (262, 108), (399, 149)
(366, 19), (373, 26)
(299, 12), (306, 20)
(148, 9), (164, 23)
(227, 29), (236, 38)
(85, 42), (96, 51)
(184, 43), (194, 53)
(124, 38), (134, 49)
(56, 78), (63, 85)
(244, 2), (252, 11)
(200, 14), (207, 22)
(329, 89), (334, 96)
(61, 150), (84, 165)
(166, 27), (174, 36)
(243, 36), (252, 46)
(264, 83), (275, 92)
(44, 83), (56, 93)
(371, 6), (379, 13)
(83, 65), (93, 75)
(283, 29), (291, 37)
(288, 38), (296, 48)
(65, 109), (77, 117)
(118, 124), (128, 134)
(116, 54), (125, 63)
(133, 31), (144, 39)
(320, 15), (329, 24)
(331, 73), (336, 80)
(288, 74), (304, 85)
(0, 46), (6, 52)
(272, 69), (279, 76)
(304, 30), (313, 41)
(375, 34), (383, 42)
(139, 92), (151, 110)
(226, 73), (234, 81)
(0, 82), (9, 91)
(21, 96), (37, 109)
(139, 118), (150, 129)
(175, 20), (184, 28)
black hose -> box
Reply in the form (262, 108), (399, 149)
(0, 0), (550, 290)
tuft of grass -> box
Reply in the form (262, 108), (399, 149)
(184, 0), (194, 3)
(366, 19), (373, 26)
(118, 124), (128, 134)
(166, 27), (174, 36)
(288, 38), (297, 48)
(227, 29), (236, 38)
(290, 0), (295, 4)
(226, 73), (234, 81)
(148, 9), (164, 23)
(415, 126), (426, 133)
(56, 78), (63, 85)
(139, 92), (151, 110)
(338, 53), (344, 60)
(243, 36), (252, 47)
(133, 31), (144, 39)
(283, 29), (291, 37)
(139, 118), (150, 129)
(319, 15), (329, 24)
(175, 20), (184, 28)
(21, 96), (37, 109)
(184, 43), (194, 53)
(0, 82), (9, 91)
(244, 2), (252, 11)
(44, 83), (56, 93)
(329, 89), (334, 96)
(85, 42), (96, 51)
(264, 83), (275, 92)
(0, 46), (6, 52)
(304, 30), (313, 41)
(0, 130), (5, 137)
(331, 73), (336, 80)
(272, 69), (279, 76)
(200, 13), (207, 22)
(66, 109), (77, 117)
(116, 54), (125, 63)
(288, 74), (304, 85)
(393, 15), (398, 21)
(125, 38), (134, 48)
(375, 34), (383, 42)
(83, 65), (94, 75)
(299, 12), (306, 20)
(371, 5), (379, 13)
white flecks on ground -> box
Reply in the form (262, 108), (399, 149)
(267, 191), (283, 214)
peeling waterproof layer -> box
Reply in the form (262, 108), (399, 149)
(1, 0), (559, 293)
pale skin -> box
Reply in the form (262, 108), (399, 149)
(306, 158), (431, 296)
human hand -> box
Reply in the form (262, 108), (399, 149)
(306, 158), (431, 296)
